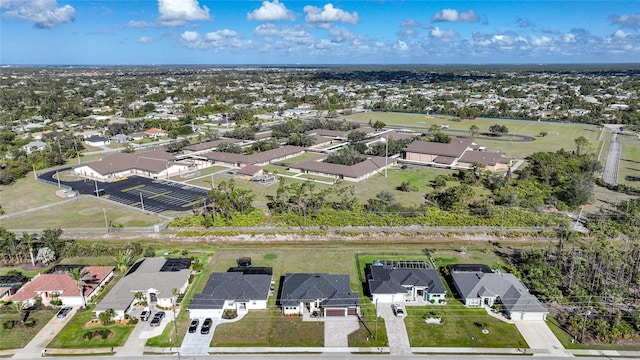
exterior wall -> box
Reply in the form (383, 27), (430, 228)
(283, 305), (301, 316)
(157, 297), (174, 308)
(372, 293), (405, 303)
(86, 270), (114, 302)
(406, 152), (437, 163)
(190, 308), (223, 319)
(465, 298), (482, 307)
(59, 296), (84, 306)
(513, 311), (547, 321)
(426, 292), (446, 302)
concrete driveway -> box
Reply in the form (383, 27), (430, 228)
(116, 310), (176, 357)
(515, 320), (572, 357)
(180, 318), (216, 355)
(377, 303), (411, 356)
(324, 316), (360, 348)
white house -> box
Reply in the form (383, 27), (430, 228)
(367, 261), (446, 304)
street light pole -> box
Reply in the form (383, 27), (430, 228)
(140, 192), (145, 212)
(103, 208), (109, 233)
(172, 296), (180, 360)
(384, 136), (388, 178)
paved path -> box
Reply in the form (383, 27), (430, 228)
(515, 320), (572, 357)
(377, 303), (411, 356)
(603, 132), (621, 185)
(12, 306), (79, 359)
(324, 317), (360, 348)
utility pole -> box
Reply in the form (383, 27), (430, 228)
(140, 192), (145, 212)
(581, 296), (592, 343)
(103, 208), (109, 233)
(172, 297), (180, 360)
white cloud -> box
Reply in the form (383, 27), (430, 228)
(205, 29), (237, 41)
(2, 0), (75, 29)
(158, 0), (210, 27)
(137, 36), (153, 44)
(127, 20), (152, 28)
(247, 0), (295, 22)
(432, 9), (479, 23)
(394, 40), (409, 52)
(430, 27), (458, 41)
(181, 30), (199, 42)
(609, 13), (640, 29)
(614, 29), (628, 38)
(304, 3), (359, 25)
(180, 29), (246, 50)
(328, 27), (356, 43)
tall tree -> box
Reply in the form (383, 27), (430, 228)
(469, 124), (480, 137)
(574, 136), (591, 156)
(68, 267), (96, 309)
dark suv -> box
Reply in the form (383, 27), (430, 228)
(150, 311), (165, 327)
(200, 318), (212, 334)
(188, 319), (199, 333)
(56, 307), (72, 318)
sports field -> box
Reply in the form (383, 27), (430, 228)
(618, 134), (640, 187)
(346, 112), (603, 158)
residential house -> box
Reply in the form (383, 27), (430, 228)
(11, 266), (114, 307)
(144, 128), (167, 138)
(449, 264), (548, 321)
(280, 273), (360, 317)
(95, 258), (191, 319)
(22, 140), (47, 154)
(85, 135), (110, 147)
(189, 267), (273, 319)
(367, 261), (446, 304)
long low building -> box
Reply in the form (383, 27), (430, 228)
(404, 138), (511, 171)
(288, 156), (396, 182)
(74, 149), (193, 181)
(201, 145), (305, 168)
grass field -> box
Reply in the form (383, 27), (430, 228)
(345, 112), (602, 159)
(0, 175), (66, 215)
(0, 308), (56, 350)
(0, 196), (162, 229)
(405, 305), (528, 348)
(618, 135), (640, 187)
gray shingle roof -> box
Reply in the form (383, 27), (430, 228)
(451, 269), (547, 314)
(368, 265), (446, 295)
(405, 138), (473, 157)
(290, 156), (393, 179)
(189, 272), (272, 310)
(95, 258), (190, 312)
(280, 273), (359, 308)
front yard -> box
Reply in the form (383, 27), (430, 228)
(212, 310), (324, 347)
(405, 305), (528, 348)
(0, 307), (56, 350)
(48, 307), (135, 349)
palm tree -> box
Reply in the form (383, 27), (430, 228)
(114, 248), (134, 274)
(68, 268), (96, 309)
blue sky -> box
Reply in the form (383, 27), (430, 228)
(1, 0), (639, 65)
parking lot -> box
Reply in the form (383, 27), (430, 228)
(40, 170), (209, 213)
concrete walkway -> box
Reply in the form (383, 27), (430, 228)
(515, 320), (572, 357)
(12, 306), (79, 359)
(377, 303), (411, 356)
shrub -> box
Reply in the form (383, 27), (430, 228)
(84, 331), (93, 341)
(2, 320), (15, 329)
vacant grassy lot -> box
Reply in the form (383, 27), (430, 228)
(618, 135), (640, 187)
(212, 310), (324, 347)
(48, 308), (135, 349)
(346, 112), (602, 158)
(0, 175), (66, 215)
(0, 196), (162, 229)
(405, 305), (528, 348)
(0, 308), (56, 350)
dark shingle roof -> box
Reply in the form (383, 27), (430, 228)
(189, 272), (272, 310)
(280, 273), (359, 308)
(368, 265), (446, 295)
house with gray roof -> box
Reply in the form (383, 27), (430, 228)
(188, 269), (273, 319)
(280, 273), (360, 317)
(449, 264), (548, 321)
(367, 262), (446, 304)
(95, 258), (191, 319)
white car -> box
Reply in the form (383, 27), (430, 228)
(392, 304), (405, 317)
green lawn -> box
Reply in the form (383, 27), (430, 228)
(0, 174), (66, 215)
(405, 305), (528, 348)
(346, 112), (602, 159)
(618, 136), (640, 187)
(0, 308), (56, 350)
(0, 196), (163, 229)
(48, 308), (135, 349)
(212, 310), (324, 347)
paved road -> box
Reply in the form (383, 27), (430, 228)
(603, 132), (621, 185)
(17, 354), (640, 360)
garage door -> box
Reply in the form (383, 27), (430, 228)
(347, 307), (358, 315)
(325, 309), (346, 316)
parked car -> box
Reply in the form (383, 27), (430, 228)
(56, 307), (72, 318)
(150, 311), (165, 327)
(392, 304), (405, 317)
(188, 319), (199, 333)
(140, 310), (151, 321)
(201, 318), (212, 334)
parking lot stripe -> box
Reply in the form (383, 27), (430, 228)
(122, 185), (145, 192)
